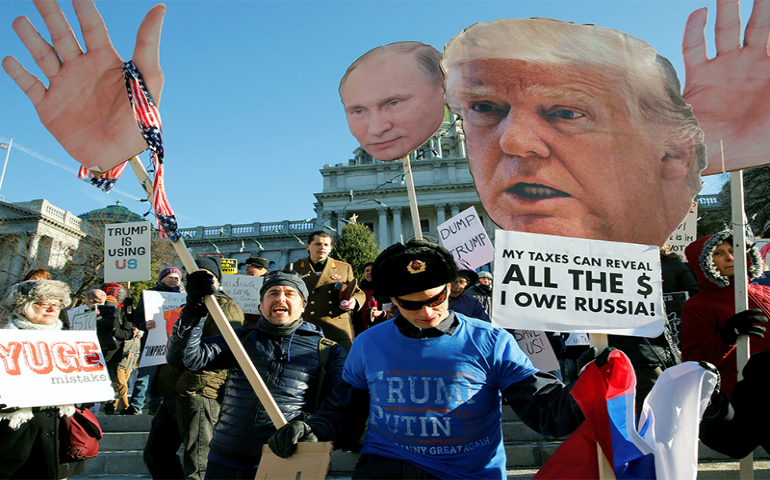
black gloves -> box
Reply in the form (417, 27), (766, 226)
(719, 309), (767, 345)
(577, 346), (616, 373)
(267, 420), (318, 458)
(183, 271), (217, 318)
(0, 404), (20, 414)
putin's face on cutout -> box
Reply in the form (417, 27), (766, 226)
(448, 59), (693, 246)
(342, 51), (446, 161)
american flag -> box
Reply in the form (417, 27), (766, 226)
(122, 61), (178, 241)
(77, 163), (127, 193)
(0, 143), (8, 150)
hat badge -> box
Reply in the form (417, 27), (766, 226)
(406, 260), (426, 274)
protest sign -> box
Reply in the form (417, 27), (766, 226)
(492, 231), (664, 337)
(667, 202), (698, 255)
(756, 239), (770, 267)
(67, 304), (97, 331)
(0, 330), (113, 408)
(509, 330), (559, 373)
(103, 221), (152, 283)
(221, 258), (237, 275)
(221, 275), (263, 315)
(565, 333), (590, 347)
(138, 290), (186, 368)
(438, 207), (494, 270)
(663, 291), (690, 350)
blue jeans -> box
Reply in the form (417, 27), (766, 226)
(129, 365), (158, 410)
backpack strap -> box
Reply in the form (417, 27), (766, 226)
(314, 337), (336, 412)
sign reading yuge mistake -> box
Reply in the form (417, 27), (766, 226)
(104, 221), (152, 283)
(493, 231), (664, 337)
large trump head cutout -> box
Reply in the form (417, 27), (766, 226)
(340, 42), (447, 162)
(443, 18), (707, 247)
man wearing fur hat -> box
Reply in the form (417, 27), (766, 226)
(682, 231), (770, 399)
(165, 269), (347, 479)
(268, 239), (583, 479)
(144, 257), (243, 480)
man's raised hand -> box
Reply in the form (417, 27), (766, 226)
(2, 0), (166, 171)
(683, 0), (770, 175)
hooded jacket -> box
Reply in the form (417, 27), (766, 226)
(681, 230), (770, 398)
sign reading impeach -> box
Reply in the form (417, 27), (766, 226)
(0, 330), (113, 408)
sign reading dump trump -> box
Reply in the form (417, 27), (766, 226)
(492, 231), (664, 337)
(104, 221), (152, 283)
(138, 290), (186, 368)
(438, 206), (494, 270)
(0, 330), (113, 408)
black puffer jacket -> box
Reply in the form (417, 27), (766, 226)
(166, 312), (347, 465)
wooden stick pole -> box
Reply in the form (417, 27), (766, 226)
(401, 155), (422, 241)
(128, 157), (287, 428)
(729, 170), (754, 480)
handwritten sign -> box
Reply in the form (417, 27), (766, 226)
(221, 258), (238, 275)
(138, 291), (186, 368)
(437, 207), (494, 270)
(493, 231), (664, 337)
(663, 291), (690, 349)
(667, 202), (697, 255)
(104, 221), (152, 282)
(221, 275), (263, 315)
(0, 330), (113, 408)
(67, 305), (97, 331)
(509, 330), (559, 372)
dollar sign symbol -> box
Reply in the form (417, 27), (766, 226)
(637, 273), (653, 299)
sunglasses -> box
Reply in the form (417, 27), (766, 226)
(393, 285), (449, 311)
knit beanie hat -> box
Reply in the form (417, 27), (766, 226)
(246, 257), (270, 269)
(2, 280), (72, 313)
(373, 239), (458, 298)
(195, 257), (222, 283)
(159, 267), (182, 282)
(479, 271), (493, 280)
(259, 271), (309, 303)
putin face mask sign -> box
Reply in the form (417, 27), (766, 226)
(341, 42), (446, 162)
(443, 18), (706, 247)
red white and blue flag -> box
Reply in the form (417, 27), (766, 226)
(77, 163), (127, 193)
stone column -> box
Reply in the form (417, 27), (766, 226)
(334, 211), (345, 233)
(449, 201), (461, 218)
(391, 206), (403, 245)
(281, 248), (291, 268)
(435, 203), (447, 226)
(377, 206), (389, 248)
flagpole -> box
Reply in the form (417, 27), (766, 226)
(0, 136), (14, 196)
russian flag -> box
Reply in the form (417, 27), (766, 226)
(535, 352), (717, 480)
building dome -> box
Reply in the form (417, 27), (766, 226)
(78, 199), (144, 224)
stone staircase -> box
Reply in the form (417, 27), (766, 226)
(76, 404), (769, 478)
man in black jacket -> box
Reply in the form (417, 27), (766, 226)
(166, 270), (347, 480)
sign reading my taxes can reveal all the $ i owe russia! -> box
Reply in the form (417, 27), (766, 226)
(492, 231), (664, 337)
(104, 221), (152, 283)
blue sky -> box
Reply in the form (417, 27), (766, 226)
(1, 0), (740, 228)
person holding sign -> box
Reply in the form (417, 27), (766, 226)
(0, 280), (86, 479)
(681, 230), (770, 399)
(166, 270), (347, 479)
(143, 257), (242, 480)
(268, 240), (583, 479)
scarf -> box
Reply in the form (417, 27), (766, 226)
(0, 315), (75, 429)
(258, 316), (303, 337)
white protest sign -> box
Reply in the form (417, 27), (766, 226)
(756, 239), (770, 267)
(67, 304), (97, 331)
(565, 333), (590, 346)
(437, 207), (494, 270)
(104, 221), (152, 283)
(221, 275), (263, 315)
(667, 201), (698, 256)
(138, 290), (186, 368)
(509, 330), (559, 373)
(492, 231), (664, 337)
(0, 330), (113, 408)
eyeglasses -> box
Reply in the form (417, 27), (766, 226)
(451, 279), (469, 287)
(33, 301), (63, 310)
(393, 286), (449, 311)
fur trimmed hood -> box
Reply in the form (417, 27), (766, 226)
(1, 280), (72, 313)
(684, 230), (763, 289)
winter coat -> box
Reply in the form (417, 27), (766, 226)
(95, 303), (135, 365)
(448, 294), (491, 322)
(465, 283), (492, 316)
(152, 291), (243, 399)
(166, 315), (347, 465)
(660, 251), (700, 296)
(681, 231), (770, 398)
